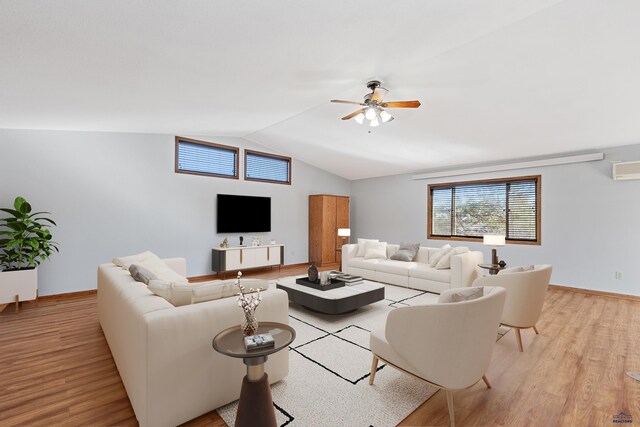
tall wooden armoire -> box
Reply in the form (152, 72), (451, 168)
(309, 194), (350, 266)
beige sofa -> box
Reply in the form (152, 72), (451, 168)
(342, 243), (483, 293)
(97, 258), (290, 427)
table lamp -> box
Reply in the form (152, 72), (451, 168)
(483, 234), (505, 265)
(337, 228), (351, 246)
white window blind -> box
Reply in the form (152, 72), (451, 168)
(176, 139), (238, 178)
(245, 151), (291, 184)
(429, 176), (539, 242)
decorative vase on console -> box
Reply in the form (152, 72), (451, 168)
(234, 271), (262, 336)
(308, 261), (319, 283)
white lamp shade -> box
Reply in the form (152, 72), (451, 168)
(379, 110), (393, 123)
(337, 228), (351, 237)
(483, 235), (505, 246)
(365, 107), (377, 120)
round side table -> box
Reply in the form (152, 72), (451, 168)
(212, 321), (295, 427)
(478, 263), (506, 275)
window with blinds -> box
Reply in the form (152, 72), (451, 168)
(244, 150), (292, 185)
(428, 175), (540, 244)
(175, 137), (239, 179)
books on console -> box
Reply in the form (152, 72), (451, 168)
(329, 271), (364, 285)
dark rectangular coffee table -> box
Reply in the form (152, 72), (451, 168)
(276, 276), (385, 314)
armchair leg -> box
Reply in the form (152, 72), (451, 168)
(515, 328), (524, 352)
(482, 375), (492, 389)
(445, 390), (455, 427)
(369, 355), (379, 385)
(532, 325), (539, 334)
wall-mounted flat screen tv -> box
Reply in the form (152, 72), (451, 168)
(217, 194), (271, 233)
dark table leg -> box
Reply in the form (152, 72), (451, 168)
(235, 373), (276, 427)
(236, 356), (276, 427)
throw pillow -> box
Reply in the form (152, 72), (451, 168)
(364, 242), (387, 260)
(129, 264), (158, 285)
(135, 258), (188, 283)
(356, 239), (379, 257)
(498, 265), (535, 275)
(192, 279), (268, 304)
(428, 244), (451, 267)
(113, 250), (161, 269)
(498, 266), (524, 274)
(148, 278), (269, 306)
(147, 280), (197, 307)
(390, 242), (420, 262)
(435, 246), (469, 270)
(450, 287), (484, 303)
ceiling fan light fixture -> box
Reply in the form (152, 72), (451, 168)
(379, 110), (392, 123)
(365, 107), (377, 120)
(354, 113), (365, 124)
(370, 117), (380, 127)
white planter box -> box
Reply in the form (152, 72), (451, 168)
(0, 268), (38, 305)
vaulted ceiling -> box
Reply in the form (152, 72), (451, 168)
(2, 0), (640, 179)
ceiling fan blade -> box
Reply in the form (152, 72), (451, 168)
(341, 108), (365, 120)
(381, 101), (421, 108)
(331, 100), (366, 106)
(370, 87), (388, 103)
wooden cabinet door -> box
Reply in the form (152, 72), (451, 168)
(252, 247), (269, 267)
(322, 196), (337, 264)
(335, 197), (350, 261)
(268, 246), (281, 265)
(309, 196), (323, 263)
(225, 250), (242, 270)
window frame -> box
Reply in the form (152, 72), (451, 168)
(427, 175), (541, 246)
(174, 136), (240, 180)
(244, 149), (292, 185)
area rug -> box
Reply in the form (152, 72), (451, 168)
(217, 282), (508, 427)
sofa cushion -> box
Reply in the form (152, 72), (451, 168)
(428, 244), (451, 267)
(365, 242), (388, 260)
(410, 264), (452, 283)
(356, 239), (379, 257)
(390, 242), (420, 262)
(376, 260), (416, 276)
(348, 257), (381, 270)
(435, 247), (469, 270)
(129, 264), (158, 285)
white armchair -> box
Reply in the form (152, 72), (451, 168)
(369, 286), (506, 427)
(473, 265), (552, 352)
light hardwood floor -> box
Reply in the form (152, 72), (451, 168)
(1, 269), (639, 426)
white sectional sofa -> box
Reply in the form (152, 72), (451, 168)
(97, 258), (290, 427)
(342, 243), (483, 294)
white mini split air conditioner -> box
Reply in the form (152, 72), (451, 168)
(613, 161), (640, 181)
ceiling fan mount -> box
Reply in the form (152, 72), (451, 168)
(366, 80), (382, 91)
(331, 81), (420, 127)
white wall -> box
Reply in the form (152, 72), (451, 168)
(350, 144), (640, 296)
(0, 129), (350, 295)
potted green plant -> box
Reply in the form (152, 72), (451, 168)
(0, 196), (58, 312)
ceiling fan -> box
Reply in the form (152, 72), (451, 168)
(331, 80), (421, 127)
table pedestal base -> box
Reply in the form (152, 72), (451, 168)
(235, 373), (276, 427)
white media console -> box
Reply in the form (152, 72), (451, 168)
(211, 244), (285, 273)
